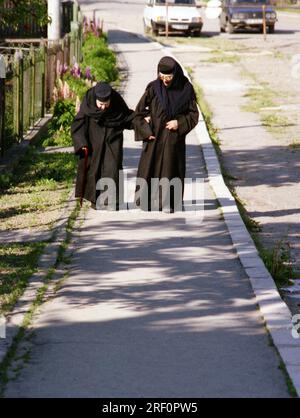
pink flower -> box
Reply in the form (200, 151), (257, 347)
(70, 62), (82, 79)
(57, 62), (68, 78)
(85, 67), (92, 80)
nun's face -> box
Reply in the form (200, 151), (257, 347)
(96, 99), (111, 111)
(159, 72), (174, 87)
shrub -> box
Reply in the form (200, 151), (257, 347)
(41, 99), (75, 147)
(81, 32), (118, 82)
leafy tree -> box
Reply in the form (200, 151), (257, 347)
(0, 0), (50, 29)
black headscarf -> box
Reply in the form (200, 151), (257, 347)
(94, 82), (112, 102)
(151, 56), (196, 120)
(79, 82), (133, 128)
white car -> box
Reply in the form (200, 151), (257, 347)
(144, 0), (203, 36)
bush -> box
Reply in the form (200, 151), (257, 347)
(43, 32), (119, 148)
(81, 32), (118, 82)
(51, 99), (76, 130)
(41, 99), (75, 147)
(63, 74), (89, 101)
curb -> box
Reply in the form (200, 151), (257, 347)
(0, 113), (80, 366)
(194, 101), (300, 397)
(134, 33), (300, 396)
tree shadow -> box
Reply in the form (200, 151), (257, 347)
(4, 213), (290, 398)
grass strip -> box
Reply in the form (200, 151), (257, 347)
(0, 202), (82, 396)
(0, 243), (46, 315)
(0, 147), (77, 232)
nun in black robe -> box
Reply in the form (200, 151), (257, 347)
(71, 82), (134, 209)
(133, 56), (199, 212)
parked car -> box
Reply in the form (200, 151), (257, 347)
(219, 0), (277, 34)
(143, 0), (203, 36)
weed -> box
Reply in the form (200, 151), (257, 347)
(259, 238), (295, 286)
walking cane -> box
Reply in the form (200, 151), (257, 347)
(80, 147), (89, 208)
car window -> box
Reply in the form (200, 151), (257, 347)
(229, 0), (270, 4)
(155, 0), (196, 5)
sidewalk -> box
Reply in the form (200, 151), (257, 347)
(4, 30), (291, 398)
(168, 42), (300, 274)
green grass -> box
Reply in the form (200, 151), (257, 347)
(278, 361), (298, 398)
(241, 83), (293, 137)
(189, 72), (221, 147)
(81, 32), (118, 84)
(41, 99), (75, 148)
(159, 35), (247, 53)
(261, 113), (293, 135)
(230, 189), (262, 233)
(0, 146), (77, 231)
(257, 238), (296, 287)
(205, 54), (241, 64)
(242, 87), (277, 113)
(0, 202), (82, 396)
(278, 7), (300, 14)
(289, 139), (300, 150)
(273, 50), (286, 60)
(0, 243), (46, 314)
(265, 331), (298, 398)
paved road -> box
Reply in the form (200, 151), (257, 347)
(79, 0), (300, 46)
(4, 2), (291, 398)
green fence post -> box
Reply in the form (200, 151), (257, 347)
(13, 54), (19, 139)
(73, 0), (79, 23)
(71, 21), (80, 63)
(70, 30), (74, 63)
(19, 56), (24, 141)
(0, 55), (6, 158)
(41, 42), (46, 118)
(14, 51), (23, 142)
(30, 46), (36, 128)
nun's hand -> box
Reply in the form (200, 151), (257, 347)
(144, 116), (151, 124)
(148, 135), (156, 141)
(166, 120), (179, 131)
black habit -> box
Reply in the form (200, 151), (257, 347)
(71, 83), (134, 206)
(133, 57), (199, 211)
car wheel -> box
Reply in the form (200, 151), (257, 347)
(268, 25), (275, 34)
(220, 26), (225, 33)
(226, 21), (235, 34)
(151, 21), (159, 36)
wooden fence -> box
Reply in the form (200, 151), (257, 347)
(0, 24), (83, 157)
